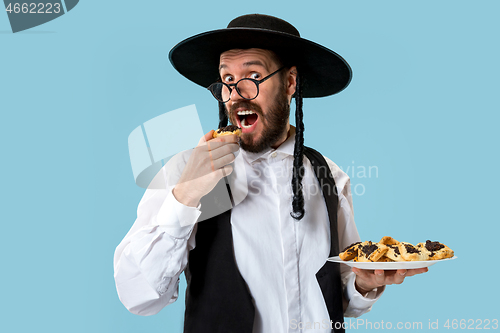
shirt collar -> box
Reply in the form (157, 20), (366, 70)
(241, 126), (296, 164)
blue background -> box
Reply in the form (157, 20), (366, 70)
(1, 1), (498, 332)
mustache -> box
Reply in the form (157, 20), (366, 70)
(229, 101), (263, 117)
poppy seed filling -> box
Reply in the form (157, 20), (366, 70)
(342, 241), (361, 253)
(404, 244), (420, 254)
(425, 240), (445, 252)
(361, 244), (378, 257)
(217, 125), (240, 133)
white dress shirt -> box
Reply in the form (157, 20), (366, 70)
(114, 128), (383, 333)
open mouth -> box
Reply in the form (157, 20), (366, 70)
(236, 110), (259, 130)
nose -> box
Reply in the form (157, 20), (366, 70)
(230, 85), (243, 102)
(224, 86), (240, 111)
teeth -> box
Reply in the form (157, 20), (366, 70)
(241, 118), (252, 128)
(237, 110), (256, 129)
(237, 110), (255, 115)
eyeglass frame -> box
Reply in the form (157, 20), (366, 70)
(208, 66), (286, 103)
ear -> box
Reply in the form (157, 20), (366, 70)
(286, 66), (298, 103)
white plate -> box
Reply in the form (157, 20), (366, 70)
(327, 256), (457, 270)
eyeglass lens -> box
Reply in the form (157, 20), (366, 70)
(215, 79), (259, 102)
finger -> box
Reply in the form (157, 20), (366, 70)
(222, 164), (233, 176)
(393, 269), (407, 284)
(214, 165), (234, 181)
(351, 267), (371, 280)
(198, 130), (215, 145)
(207, 134), (239, 148)
(405, 267), (428, 277)
(212, 152), (236, 170)
(373, 269), (385, 285)
(208, 143), (240, 161)
(211, 159), (215, 171)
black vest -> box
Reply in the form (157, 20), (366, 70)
(183, 147), (345, 333)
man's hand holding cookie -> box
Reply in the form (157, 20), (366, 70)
(173, 129), (240, 207)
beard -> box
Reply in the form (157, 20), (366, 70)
(227, 86), (290, 153)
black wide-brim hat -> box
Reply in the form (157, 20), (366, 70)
(169, 14), (352, 98)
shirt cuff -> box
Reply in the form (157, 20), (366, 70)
(344, 272), (385, 317)
(156, 188), (201, 238)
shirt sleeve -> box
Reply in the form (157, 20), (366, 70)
(343, 272), (385, 317)
(113, 151), (200, 316)
(324, 155), (385, 317)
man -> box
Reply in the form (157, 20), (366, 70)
(114, 14), (427, 333)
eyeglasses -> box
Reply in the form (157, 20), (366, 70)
(208, 66), (285, 103)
